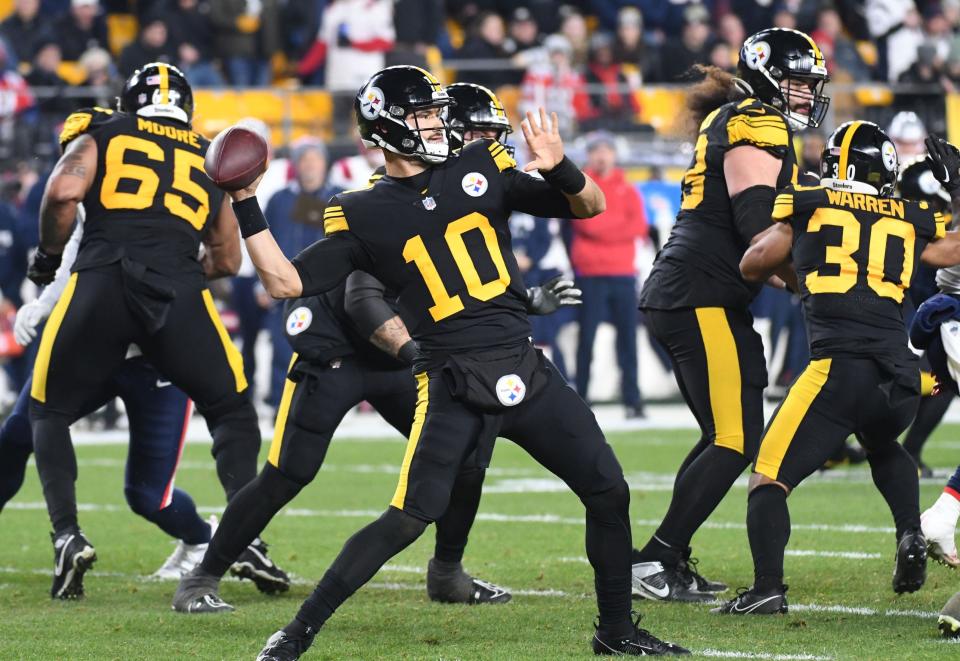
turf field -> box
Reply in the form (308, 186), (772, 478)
(1, 423), (959, 660)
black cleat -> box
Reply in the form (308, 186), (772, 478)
(712, 585), (788, 615)
(426, 558), (511, 604)
(230, 538), (290, 594)
(679, 551), (727, 593)
(172, 568), (234, 613)
(593, 612), (690, 655)
(892, 528), (927, 594)
(256, 629), (315, 661)
(939, 591), (960, 638)
(631, 561), (713, 602)
(50, 529), (97, 600)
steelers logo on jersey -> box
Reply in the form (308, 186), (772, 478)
(743, 40), (771, 70)
(881, 140), (898, 172)
(359, 86), (385, 120)
(286, 306), (313, 336)
(496, 374), (526, 407)
(462, 172), (488, 197)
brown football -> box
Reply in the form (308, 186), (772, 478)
(204, 126), (268, 191)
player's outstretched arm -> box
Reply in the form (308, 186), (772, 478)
(521, 108), (605, 218)
(201, 195), (242, 280)
(740, 222), (794, 282)
(922, 231), (960, 267)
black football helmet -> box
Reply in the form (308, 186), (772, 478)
(898, 156), (952, 212)
(446, 82), (513, 153)
(355, 65), (454, 164)
(736, 28), (830, 131)
(821, 120), (899, 196)
(119, 62), (193, 125)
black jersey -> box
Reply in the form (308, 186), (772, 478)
(291, 138), (575, 359)
(61, 108), (224, 280)
(639, 98), (798, 311)
(774, 184), (946, 361)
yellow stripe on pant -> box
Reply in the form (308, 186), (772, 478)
(755, 358), (832, 480)
(201, 289), (248, 392)
(695, 307), (745, 453)
(390, 372), (430, 510)
(920, 370), (937, 397)
(31, 272), (79, 403)
(267, 353), (299, 467)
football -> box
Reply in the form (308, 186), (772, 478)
(204, 125), (269, 191)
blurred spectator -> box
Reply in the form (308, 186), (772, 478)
(456, 11), (516, 90)
(924, 3), (953, 62)
(506, 6), (542, 62)
(560, 8), (590, 69)
(730, 0), (778, 36)
(263, 137), (338, 407)
(772, 7), (797, 29)
(279, 0), (323, 67)
(56, 0), (109, 61)
(320, 0), (394, 91)
(24, 41), (73, 116)
(887, 110), (927, 160)
(870, 1), (924, 82)
(658, 4), (714, 82)
(328, 138), (385, 191)
(0, 196), (30, 391)
(810, 6), (870, 80)
(636, 0), (715, 40)
(390, 0), (443, 68)
(0, 41), (35, 159)
(210, 0), (280, 86)
(520, 34), (589, 137)
(708, 40), (736, 73)
(74, 47), (116, 108)
(898, 41), (943, 86)
(716, 12), (745, 54)
(944, 37), (960, 91)
(118, 14), (177, 78)
(613, 6), (660, 84)
(164, 0), (225, 87)
(1, 0), (53, 63)
(572, 132), (647, 417)
(582, 32), (639, 132)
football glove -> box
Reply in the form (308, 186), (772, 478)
(525, 275), (582, 315)
(14, 299), (53, 347)
(27, 247), (62, 286)
(925, 136), (960, 194)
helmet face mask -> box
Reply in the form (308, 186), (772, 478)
(820, 121), (899, 197)
(119, 62), (193, 125)
(446, 82), (513, 154)
(736, 28), (830, 131)
(355, 66), (455, 164)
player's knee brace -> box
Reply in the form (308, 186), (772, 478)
(260, 463), (307, 509)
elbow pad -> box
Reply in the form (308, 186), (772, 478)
(731, 185), (777, 244)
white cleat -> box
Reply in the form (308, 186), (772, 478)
(152, 515), (217, 580)
(922, 493), (960, 569)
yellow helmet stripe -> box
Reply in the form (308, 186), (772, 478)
(157, 64), (169, 105)
(838, 121), (862, 180)
(412, 66), (442, 92)
(802, 32), (824, 62)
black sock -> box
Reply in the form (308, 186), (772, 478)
(637, 445), (749, 562)
(868, 443), (921, 538)
(747, 484), (790, 592)
(902, 392), (952, 460)
(206, 400), (261, 501)
(582, 481), (634, 639)
(32, 416), (79, 534)
(433, 467), (485, 564)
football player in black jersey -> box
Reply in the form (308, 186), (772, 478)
(25, 63), (278, 599)
(225, 65), (687, 658)
(633, 28), (831, 602)
(718, 122), (960, 614)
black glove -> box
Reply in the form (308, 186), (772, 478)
(27, 247), (62, 286)
(925, 135), (960, 194)
(525, 275), (582, 315)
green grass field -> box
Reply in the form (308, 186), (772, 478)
(1, 423), (959, 660)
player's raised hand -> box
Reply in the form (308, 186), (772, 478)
(228, 171), (265, 203)
(926, 136), (960, 193)
(521, 108), (564, 173)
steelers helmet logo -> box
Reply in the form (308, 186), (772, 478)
(359, 86), (385, 120)
(286, 306), (313, 336)
(743, 40), (771, 70)
(496, 374), (526, 407)
(881, 140), (898, 172)
(462, 172), (488, 197)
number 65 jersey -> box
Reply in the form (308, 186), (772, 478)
(773, 184), (946, 361)
(295, 139), (575, 358)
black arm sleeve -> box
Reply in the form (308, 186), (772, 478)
(344, 270), (397, 339)
(291, 232), (374, 297)
(730, 185), (778, 244)
(503, 168), (577, 219)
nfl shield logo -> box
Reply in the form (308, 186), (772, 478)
(422, 196), (437, 210)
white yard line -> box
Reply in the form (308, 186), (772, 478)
(697, 651), (833, 661)
(557, 549), (882, 563)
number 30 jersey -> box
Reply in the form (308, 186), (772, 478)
(294, 138), (575, 358)
(60, 108), (224, 280)
(774, 184), (945, 361)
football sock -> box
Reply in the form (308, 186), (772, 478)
(868, 443), (921, 538)
(639, 444), (749, 563)
(200, 464), (303, 578)
(673, 436), (712, 485)
(32, 416), (79, 534)
(902, 392), (952, 460)
(433, 466), (485, 564)
(747, 484), (790, 592)
(0, 402), (33, 512)
(293, 507), (428, 630)
(582, 481), (634, 638)
(139, 489), (211, 545)
(946, 465), (960, 496)
(205, 399), (261, 501)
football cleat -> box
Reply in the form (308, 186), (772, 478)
(592, 611), (690, 655)
(426, 558), (511, 604)
(631, 561), (713, 602)
(921, 493), (960, 568)
(230, 538), (290, 594)
(711, 585), (788, 615)
(892, 528), (927, 594)
(939, 591), (960, 638)
(50, 529), (97, 599)
(256, 629), (315, 661)
(679, 552), (727, 593)
(171, 569), (234, 613)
